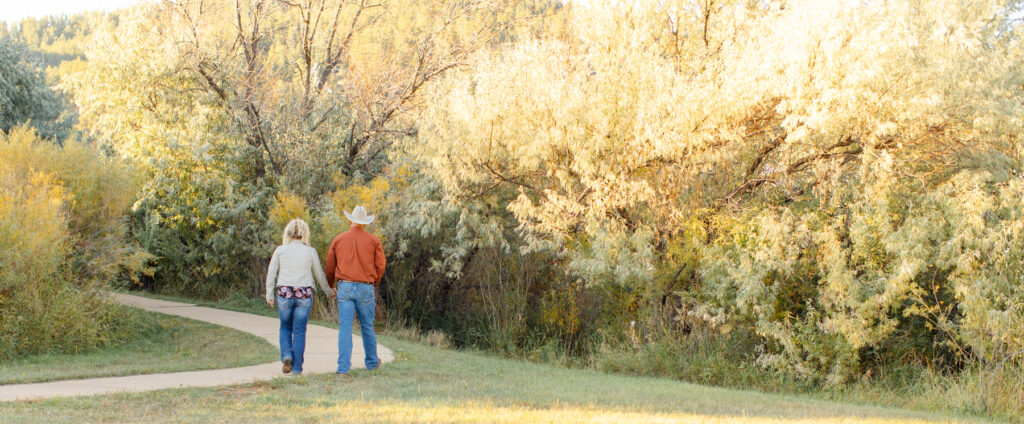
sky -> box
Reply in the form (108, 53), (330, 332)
(0, 0), (145, 24)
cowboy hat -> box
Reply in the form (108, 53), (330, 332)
(344, 205), (375, 225)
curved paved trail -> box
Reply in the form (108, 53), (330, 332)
(0, 292), (393, 402)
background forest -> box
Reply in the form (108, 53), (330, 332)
(2, 0), (1023, 421)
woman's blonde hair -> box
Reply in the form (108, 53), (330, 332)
(282, 219), (311, 245)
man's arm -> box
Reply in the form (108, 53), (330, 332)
(374, 239), (386, 284)
(325, 238), (337, 288)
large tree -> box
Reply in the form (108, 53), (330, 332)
(68, 0), (530, 196)
(61, 0), (543, 296)
(420, 0), (1024, 283)
(0, 37), (71, 140)
(416, 0), (1024, 381)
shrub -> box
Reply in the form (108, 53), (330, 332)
(129, 167), (274, 299)
(699, 168), (1024, 393)
(0, 127), (142, 359)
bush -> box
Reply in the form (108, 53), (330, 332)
(0, 127), (142, 359)
(129, 166), (274, 299)
(695, 168), (1024, 417)
(592, 329), (795, 391)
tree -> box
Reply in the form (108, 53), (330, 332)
(416, 0), (1024, 381)
(0, 37), (72, 140)
(62, 0), (541, 295)
(69, 0), (528, 196)
(420, 0), (1024, 280)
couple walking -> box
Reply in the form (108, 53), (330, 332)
(264, 206), (384, 376)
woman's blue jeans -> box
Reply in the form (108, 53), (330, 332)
(277, 296), (312, 373)
(336, 282), (379, 374)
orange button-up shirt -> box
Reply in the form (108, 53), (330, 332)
(324, 227), (386, 287)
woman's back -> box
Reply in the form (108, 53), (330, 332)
(269, 242), (321, 286)
(266, 218), (333, 375)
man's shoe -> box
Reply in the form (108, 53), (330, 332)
(335, 372), (348, 378)
(282, 358), (292, 374)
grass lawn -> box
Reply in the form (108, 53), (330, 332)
(0, 307), (277, 385)
(0, 292), (998, 423)
(0, 336), (994, 423)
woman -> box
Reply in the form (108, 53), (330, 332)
(265, 219), (335, 375)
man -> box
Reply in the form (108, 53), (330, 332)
(325, 205), (386, 375)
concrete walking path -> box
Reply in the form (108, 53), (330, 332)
(0, 292), (393, 402)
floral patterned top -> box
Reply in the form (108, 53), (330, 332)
(277, 285), (313, 299)
(265, 241), (332, 302)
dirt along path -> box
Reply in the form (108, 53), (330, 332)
(0, 292), (394, 401)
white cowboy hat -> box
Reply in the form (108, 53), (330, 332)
(344, 205), (375, 225)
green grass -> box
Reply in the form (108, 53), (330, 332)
(128, 292), (1020, 422)
(589, 334), (1024, 421)
(0, 336), (995, 423)
(0, 291), (999, 423)
(0, 307), (276, 385)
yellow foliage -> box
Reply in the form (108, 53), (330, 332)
(0, 126), (143, 359)
(0, 166), (69, 285)
(330, 165), (413, 227)
(269, 191), (311, 229)
(540, 283), (583, 342)
(0, 126), (140, 239)
(330, 176), (392, 217)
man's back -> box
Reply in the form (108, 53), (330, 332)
(325, 227), (386, 287)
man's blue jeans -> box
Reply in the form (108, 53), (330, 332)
(277, 296), (312, 373)
(336, 282), (379, 374)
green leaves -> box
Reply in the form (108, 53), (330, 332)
(0, 37), (72, 140)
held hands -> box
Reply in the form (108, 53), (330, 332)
(266, 298), (274, 307)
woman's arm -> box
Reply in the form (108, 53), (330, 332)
(265, 247), (281, 305)
(311, 248), (335, 297)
